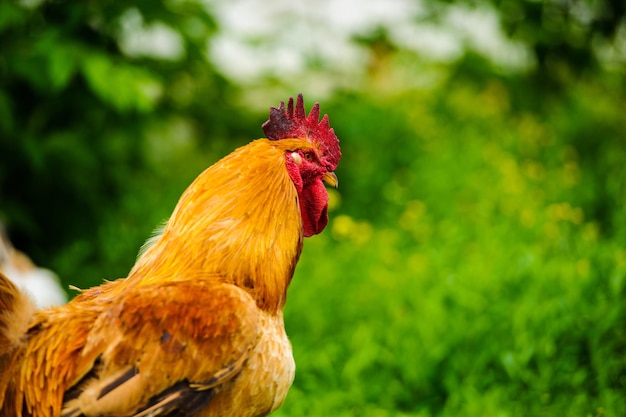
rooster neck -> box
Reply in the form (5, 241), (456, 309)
(128, 139), (307, 312)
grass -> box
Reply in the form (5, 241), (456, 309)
(275, 79), (626, 416)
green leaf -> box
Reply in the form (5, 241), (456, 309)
(81, 52), (111, 99)
(46, 43), (79, 91)
(81, 52), (162, 112)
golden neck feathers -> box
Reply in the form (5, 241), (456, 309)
(128, 139), (310, 312)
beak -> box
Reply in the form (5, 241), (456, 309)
(323, 171), (339, 188)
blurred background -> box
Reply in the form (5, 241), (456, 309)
(1, 0), (625, 415)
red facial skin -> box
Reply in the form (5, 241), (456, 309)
(285, 149), (331, 237)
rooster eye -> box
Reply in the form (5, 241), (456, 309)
(304, 152), (314, 162)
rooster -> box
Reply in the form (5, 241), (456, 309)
(0, 94), (341, 417)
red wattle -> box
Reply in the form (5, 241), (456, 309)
(299, 178), (329, 237)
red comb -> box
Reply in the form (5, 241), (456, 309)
(262, 94), (341, 170)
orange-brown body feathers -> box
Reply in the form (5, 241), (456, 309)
(0, 95), (341, 417)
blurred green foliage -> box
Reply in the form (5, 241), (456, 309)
(1, 0), (626, 416)
(429, 0), (625, 89)
(282, 75), (626, 416)
(0, 0), (254, 283)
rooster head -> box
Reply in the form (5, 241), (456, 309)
(262, 94), (341, 237)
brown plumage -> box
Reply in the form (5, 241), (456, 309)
(0, 94), (341, 417)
